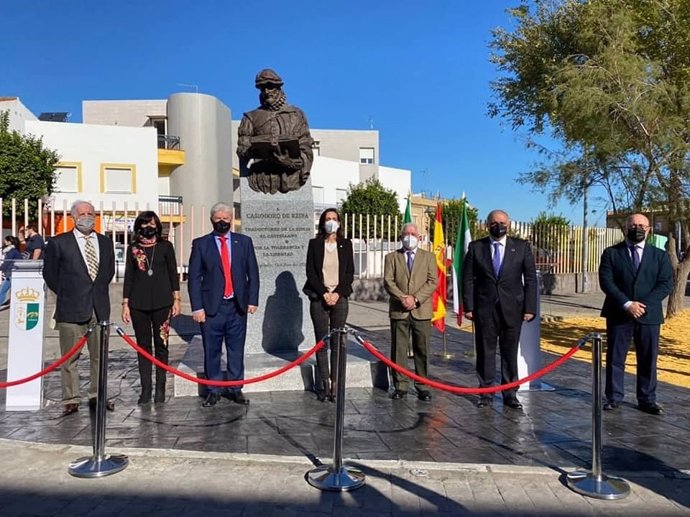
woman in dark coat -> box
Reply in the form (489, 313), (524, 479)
(303, 208), (354, 401)
(122, 211), (180, 404)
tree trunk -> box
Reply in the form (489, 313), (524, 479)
(666, 258), (690, 319)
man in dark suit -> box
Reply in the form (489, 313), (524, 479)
(188, 202), (260, 407)
(599, 213), (673, 415)
(384, 223), (438, 401)
(43, 200), (115, 416)
(462, 209), (537, 409)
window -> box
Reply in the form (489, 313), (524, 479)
(312, 186), (324, 204)
(335, 188), (347, 203)
(359, 147), (375, 165)
(54, 162), (81, 193)
(313, 140), (320, 156)
(101, 164), (137, 194)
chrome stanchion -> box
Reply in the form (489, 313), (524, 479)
(306, 328), (365, 491)
(567, 333), (630, 499)
(434, 330), (454, 360)
(68, 321), (128, 478)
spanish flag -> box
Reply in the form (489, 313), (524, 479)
(432, 202), (446, 332)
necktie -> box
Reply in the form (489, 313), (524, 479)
(492, 242), (501, 276)
(630, 245), (640, 271)
(219, 236), (234, 297)
(406, 251), (413, 272)
(84, 235), (99, 281)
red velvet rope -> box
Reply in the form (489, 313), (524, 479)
(0, 335), (88, 389)
(361, 339), (582, 394)
(116, 327), (325, 387)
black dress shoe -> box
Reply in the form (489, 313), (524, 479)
(503, 397), (523, 410)
(637, 402), (664, 415)
(417, 391), (432, 402)
(476, 396), (492, 408)
(230, 391), (250, 406)
(603, 400), (620, 411)
(202, 392), (220, 407)
(62, 403), (79, 416)
(391, 390), (407, 400)
(89, 398), (115, 411)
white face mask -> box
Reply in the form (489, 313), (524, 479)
(324, 220), (339, 234)
(402, 235), (418, 250)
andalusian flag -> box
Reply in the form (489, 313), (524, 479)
(432, 202), (447, 333)
(452, 198), (471, 326)
(403, 195), (412, 224)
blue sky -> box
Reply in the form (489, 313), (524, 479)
(0, 1), (608, 225)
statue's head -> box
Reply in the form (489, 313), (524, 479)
(255, 69), (285, 109)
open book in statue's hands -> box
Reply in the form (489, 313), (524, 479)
(249, 136), (301, 159)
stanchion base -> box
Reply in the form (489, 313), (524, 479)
(566, 470), (630, 500)
(68, 454), (129, 478)
(306, 465), (366, 492)
(433, 352), (455, 360)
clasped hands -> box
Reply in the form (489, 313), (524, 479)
(401, 295), (417, 311)
(323, 292), (340, 306)
(626, 301), (647, 319)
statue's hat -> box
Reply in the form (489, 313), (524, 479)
(255, 69), (284, 88)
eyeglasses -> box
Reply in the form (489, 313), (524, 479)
(628, 224), (649, 230)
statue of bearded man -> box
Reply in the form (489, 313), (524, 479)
(237, 69), (314, 195)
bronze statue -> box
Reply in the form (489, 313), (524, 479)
(237, 69), (314, 194)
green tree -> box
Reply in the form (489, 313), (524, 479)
(0, 110), (59, 219)
(429, 198), (480, 242)
(489, 0), (690, 317)
(530, 212), (571, 267)
(339, 177), (401, 239)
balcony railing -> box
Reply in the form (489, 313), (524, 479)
(157, 134), (181, 150)
(158, 195), (183, 216)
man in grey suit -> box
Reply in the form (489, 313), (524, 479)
(384, 223), (438, 401)
(599, 213), (673, 415)
(462, 209), (537, 410)
(43, 200), (115, 416)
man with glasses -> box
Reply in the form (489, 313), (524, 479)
(599, 213), (673, 415)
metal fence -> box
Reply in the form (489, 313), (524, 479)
(342, 214), (623, 279)
(0, 198), (624, 281)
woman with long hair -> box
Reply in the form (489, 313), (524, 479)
(122, 211), (180, 404)
(303, 208), (354, 401)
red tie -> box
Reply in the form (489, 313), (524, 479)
(219, 236), (234, 298)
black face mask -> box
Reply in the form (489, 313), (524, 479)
(139, 226), (157, 238)
(627, 227), (646, 243)
(489, 223), (508, 239)
(213, 221), (231, 234)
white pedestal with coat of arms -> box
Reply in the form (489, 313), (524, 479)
(6, 260), (45, 411)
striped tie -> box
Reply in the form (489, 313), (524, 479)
(85, 235), (99, 281)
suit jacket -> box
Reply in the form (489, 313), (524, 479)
(303, 237), (355, 300)
(599, 241), (673, 325)
(188, 231), (260, 316)
(462, 236), (537, 326)
(43, 231), (115, 323)
(384, 247), (438, 320)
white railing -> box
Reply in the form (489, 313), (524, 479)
(0, 199), (626, 282)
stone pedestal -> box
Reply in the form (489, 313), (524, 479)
(240, 176), (314, 354)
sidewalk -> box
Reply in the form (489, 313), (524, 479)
(0, 287), (689, 516)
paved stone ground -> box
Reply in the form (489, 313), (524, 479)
(0, 287), (689, 516)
